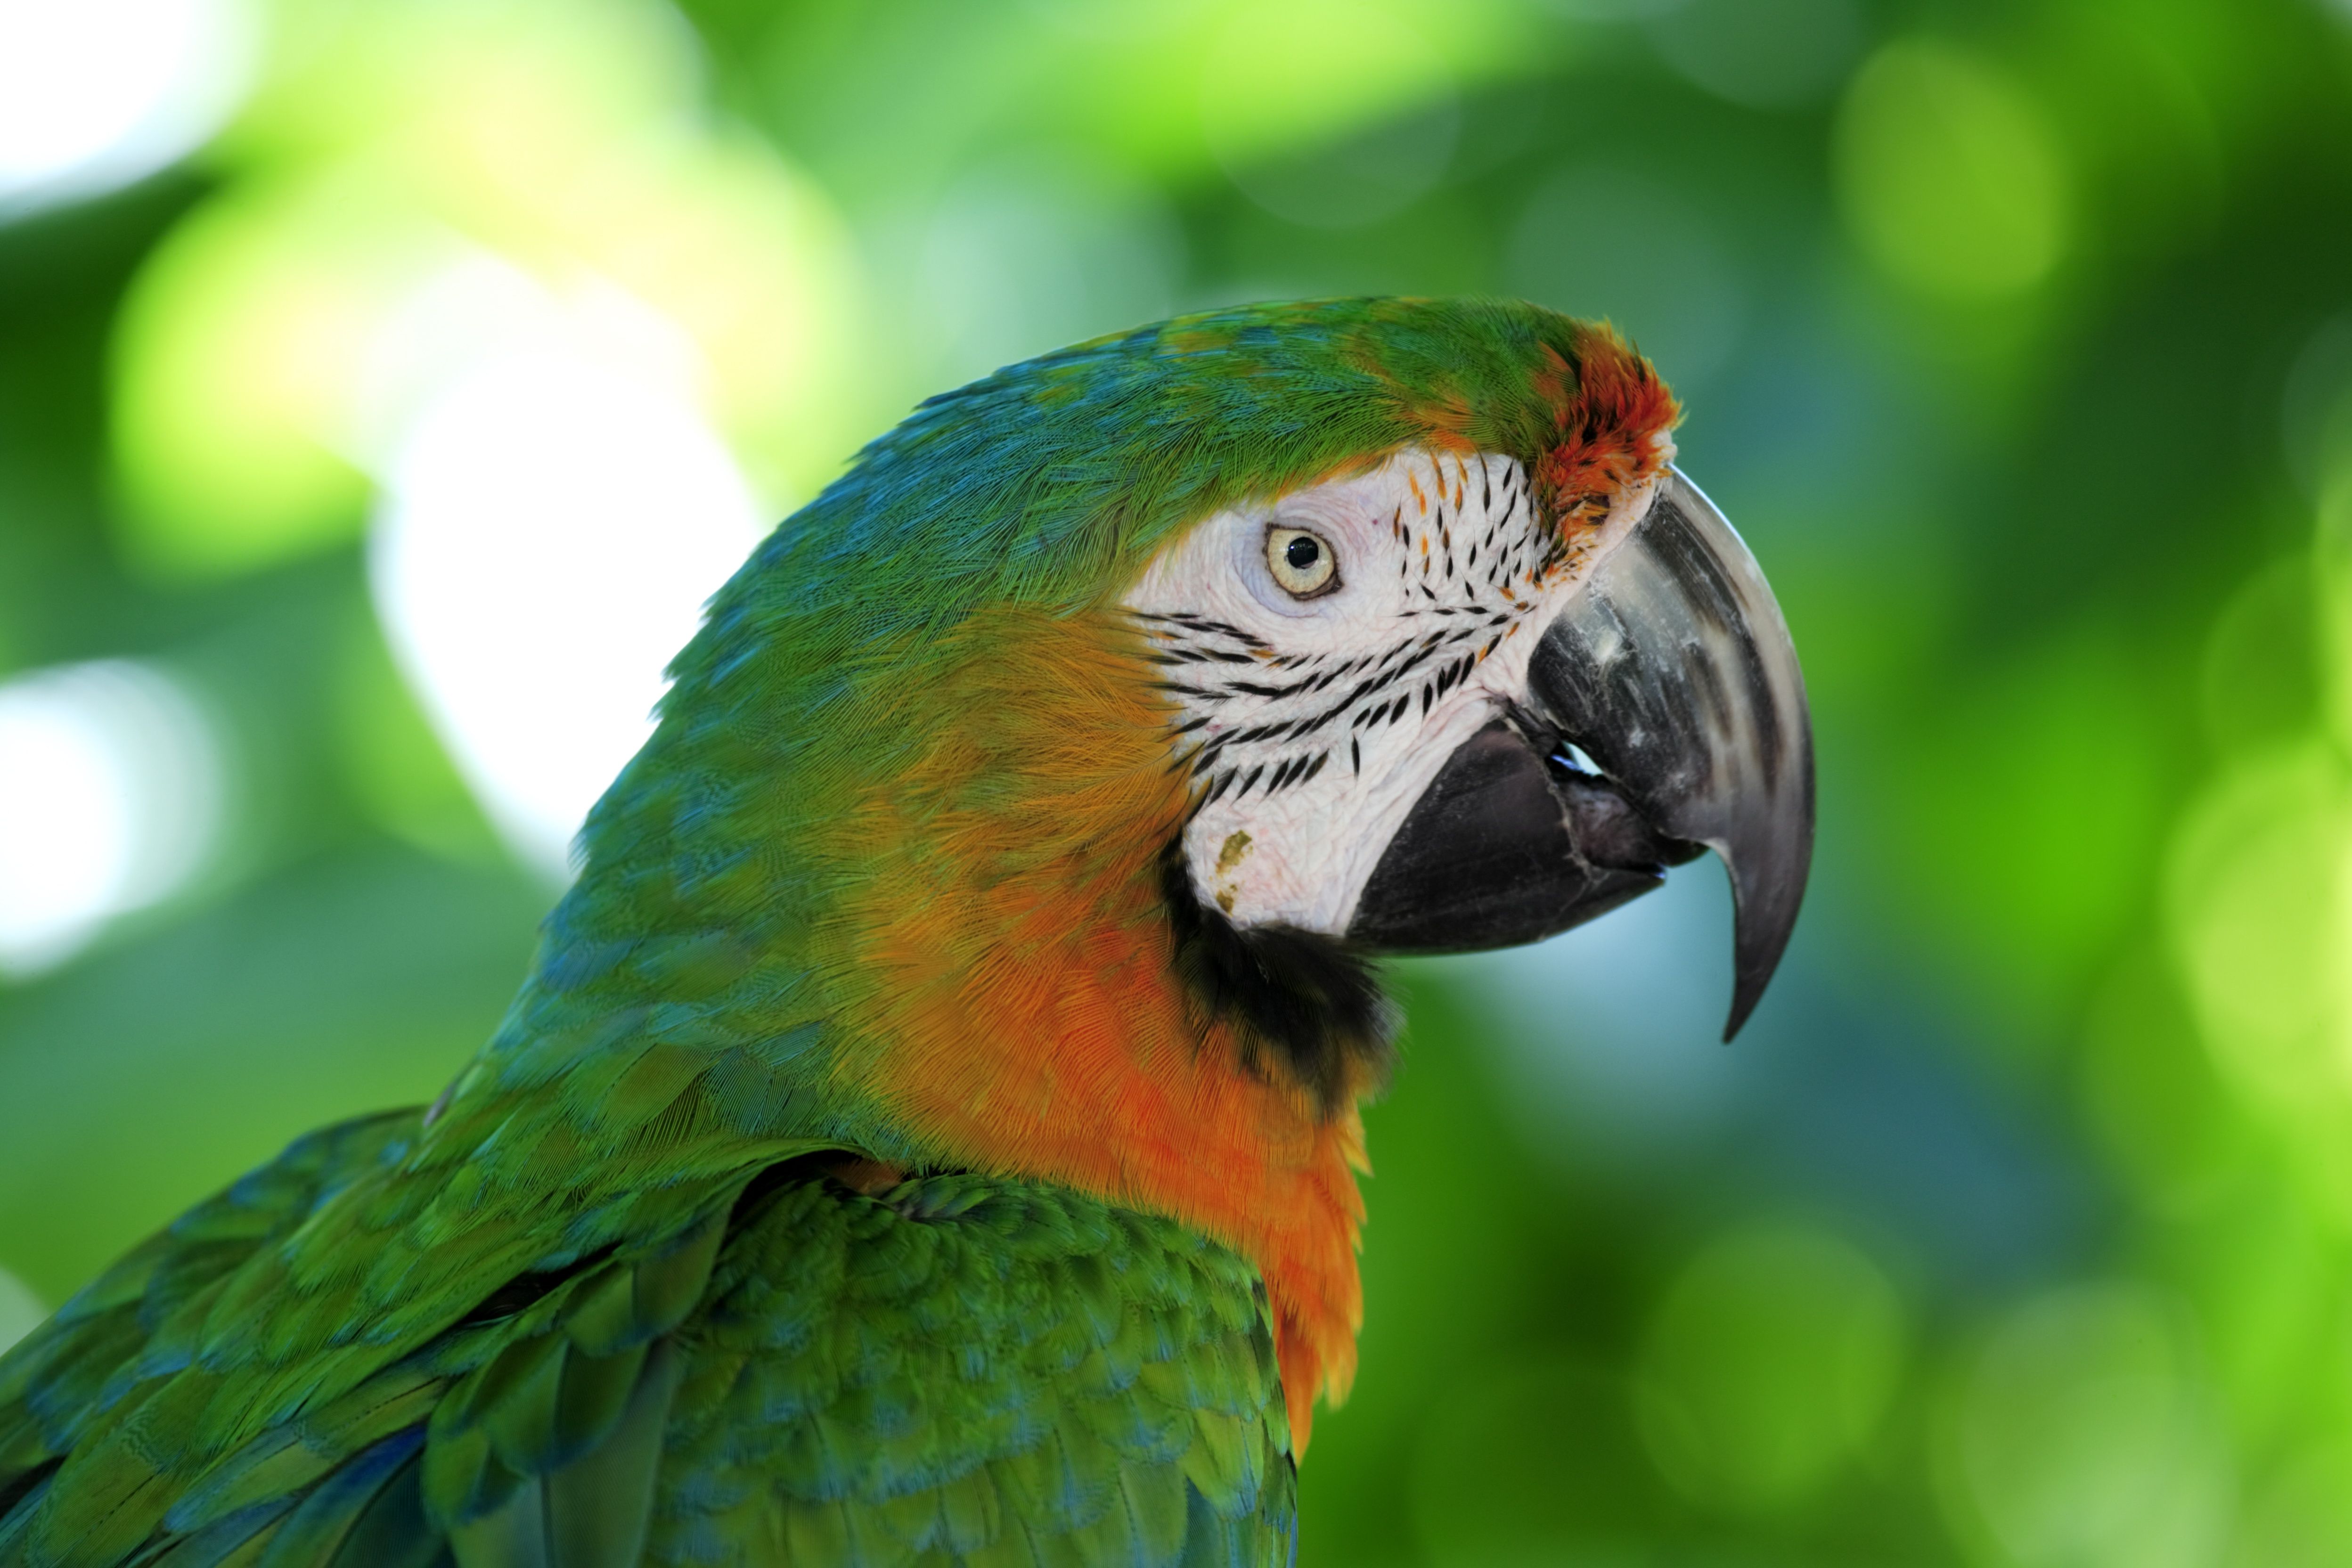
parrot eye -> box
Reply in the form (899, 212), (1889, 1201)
(1265, 526), (1339, 598)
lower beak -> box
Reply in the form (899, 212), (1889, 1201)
(1344, 467), (1815, 1040)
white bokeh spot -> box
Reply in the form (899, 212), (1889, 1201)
(0, 661), (220, 975)
(368, 268), (768, 874)
(0, 0), (255, 216)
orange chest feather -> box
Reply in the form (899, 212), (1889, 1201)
(821, 607), (1367, 1449)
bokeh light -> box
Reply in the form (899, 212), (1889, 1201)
(100, 0), (858, 863)
(1197, 1), (1468, 213)
(1636, 1222), (1906, 1512)
(372, 331), (765, 872)
(1835, 39), (2071, 300)
(1937, 1283), (2230, 1568)
(1207, 7), (1463, 237)
(108, 0), (859, 579)
(0, 662), (219, 975)
(109, 169), (424, 577)
(0, 0), (254, 216)
(2166, 745), (2345, 1123)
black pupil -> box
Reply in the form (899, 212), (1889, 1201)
(1284, 535), (1321, 572)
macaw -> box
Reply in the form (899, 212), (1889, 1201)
(0, 297), (1811, 1567)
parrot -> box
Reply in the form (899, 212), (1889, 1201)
(0, 296), (1812, 1568)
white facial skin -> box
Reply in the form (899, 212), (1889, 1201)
(1125, 442), (1668, 936)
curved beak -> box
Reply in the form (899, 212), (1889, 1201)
(1346, 467), (1815, 1040)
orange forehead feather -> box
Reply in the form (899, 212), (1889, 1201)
(1530, 324), (1681, 532)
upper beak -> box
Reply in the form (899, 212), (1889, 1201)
(1345, 467), (1815, 1040)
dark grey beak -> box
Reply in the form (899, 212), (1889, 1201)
(1346, 467), (1814, 1040)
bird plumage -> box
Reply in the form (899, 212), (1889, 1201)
(0, 297), (1697, 1566)
(0, 1117), (1294, 1565)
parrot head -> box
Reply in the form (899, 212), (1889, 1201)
(1129, 407), (1808, 1042)
(538, 297), (1813, 1445)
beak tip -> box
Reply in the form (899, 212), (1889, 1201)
(1718, 823), (1812, 1044)
(1722, 970), (1769, 1043)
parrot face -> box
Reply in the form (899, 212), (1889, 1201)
(1129, 440), (1810, 1039)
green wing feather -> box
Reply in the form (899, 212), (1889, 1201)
(0, 1127), (1294, 1568)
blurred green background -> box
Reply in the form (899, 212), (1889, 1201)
(4, 0), (2352, 1562)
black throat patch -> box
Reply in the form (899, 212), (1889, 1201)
(1159, 847), (1397, 1118)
